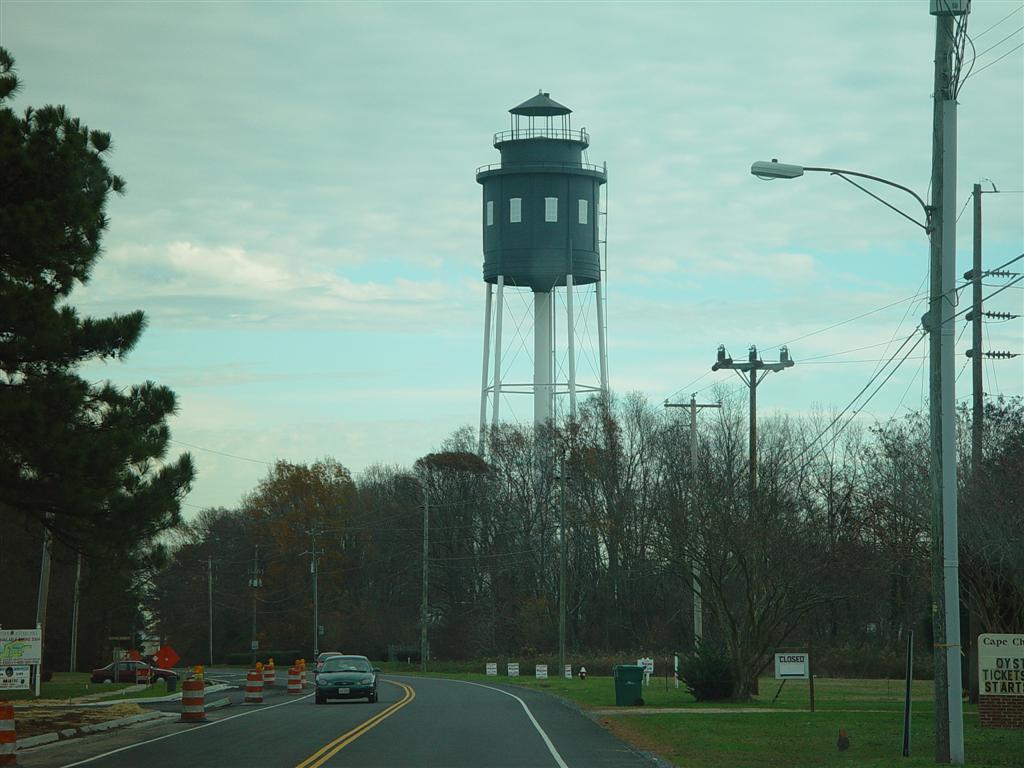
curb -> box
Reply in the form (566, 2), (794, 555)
(77, 683), (234, 706)
(17, 711), (170, 751)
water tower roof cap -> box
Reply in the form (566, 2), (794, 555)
(509, 91), (571, 116)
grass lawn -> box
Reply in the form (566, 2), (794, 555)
(0, 672), (134, 702)
(381, 667), (1019, 767)
(1, 672), (191, 703)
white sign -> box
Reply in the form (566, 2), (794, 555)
(775, 652), (810, 679)
(507, 662), (519, 677)
(0, 629), (42, 666)
(564, 664), (572, 680)
(485, 662), (497, 676)
(638, 657), (654, 686)
(978, 634), (1024, 697)
(535, 664), (548, 679)
(0, 666), (30, 690)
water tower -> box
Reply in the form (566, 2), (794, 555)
(476, 92), (609, 450)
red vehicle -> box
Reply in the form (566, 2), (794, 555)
(90, 660), (178, 684)
(315, 651), (343, 676)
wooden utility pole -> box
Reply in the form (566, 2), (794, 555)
(665, 394), (720, 645)
(248, 545), (262, 667)
(711, 344), (794, 509)
(208, 556), (214, 666)
(70, 552), (82, 672)
(420, 480), (429, 672)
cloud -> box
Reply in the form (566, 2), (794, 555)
(71, 240), (477, 332)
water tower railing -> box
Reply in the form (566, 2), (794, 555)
(493, 127), (590, 146)
(475, 159), (605, 176)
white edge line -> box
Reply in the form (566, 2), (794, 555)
(398, 676), (569, 768)
(57, 692), (315, 767)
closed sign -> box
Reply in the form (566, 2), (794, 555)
(775, 653), (809, 679)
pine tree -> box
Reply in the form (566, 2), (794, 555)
(0, 47), (194, 553)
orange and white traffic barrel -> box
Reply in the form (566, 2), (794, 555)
(180, 678), (206, 722)
(136, 666), (152, 685)
(0, 701), (18, 767)
(287, 666), (302, 695)
(244, 669), (264, 704)
(263, 661), (275, 687)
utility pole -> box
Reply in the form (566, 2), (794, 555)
(711, 345), (793, 509)
(420, 478), (429, 672)
(558, 464), (571, 680)
(964, 182), (1019, 483)
(208, 556), (214, 666)
(963, 197), (1021, 703)
(665, 394), (720, 646)
(248, 545), (262, 667)
(970, 183), (984, 476)
(928, 2), (966, 762)
(35, 517), (53, 675)
(69, 552), (82, 672)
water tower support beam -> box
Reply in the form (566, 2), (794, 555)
(478, 282), (493, 454)
(534, 290), (553, 425)
(491, 276), (505, 428)
(566, 274), (577, 420)
(595, 281), (609, 398)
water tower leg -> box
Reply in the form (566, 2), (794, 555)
(595, 281), (609, 398)
(479, 282), (493, 455)
(566, 274), (577, 420)
(534, 290), (553, 425)
(492, 276), (505, 428)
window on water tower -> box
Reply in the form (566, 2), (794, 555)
(578, 199), (588, 225)
(486, 201), (494, 226)
(510, 197), (522, 223)
(545, 197), (558, 222)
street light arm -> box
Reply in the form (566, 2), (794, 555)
(803, 166), (932, 230)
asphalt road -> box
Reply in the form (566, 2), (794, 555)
(18, 671), (663, 768)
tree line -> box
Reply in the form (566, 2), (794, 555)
(146, 393), (1021, 700)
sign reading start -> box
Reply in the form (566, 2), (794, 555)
(978, 634), (1024, 696)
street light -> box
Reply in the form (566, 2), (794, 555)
(751, 156), (963, 760)
(751, 160), (931, 231)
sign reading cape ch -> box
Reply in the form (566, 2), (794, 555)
(977, 633), (1024, 729)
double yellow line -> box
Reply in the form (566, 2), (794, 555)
(295, 680), (416, 768)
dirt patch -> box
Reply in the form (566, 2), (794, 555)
(11, 703), (145, 739)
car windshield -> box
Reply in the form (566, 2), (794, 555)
(322, 657), (371, 673)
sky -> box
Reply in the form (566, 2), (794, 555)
(2, 0), (1022, 514)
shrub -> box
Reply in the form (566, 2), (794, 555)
(680, 643), (734, 701)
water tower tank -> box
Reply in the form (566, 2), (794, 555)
(476, 92), (607, 290)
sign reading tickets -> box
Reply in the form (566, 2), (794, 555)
(775, 652), (810, 679)
(485, 662), (497, 676)
(0, 666), (30, 690)
(0, 629), (42, 666)
(507, 662), (519, 677)
(535, 664), (548, 679)
(978, 634), (1024, 696)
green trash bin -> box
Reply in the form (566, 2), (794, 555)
(612, 664), (646, 706)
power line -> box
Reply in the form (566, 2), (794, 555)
(973, 24), (1024, 59)
(170, 439), (274, 466)
(966, 40), (1023, 78)
(972, 4), (1023, 39)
